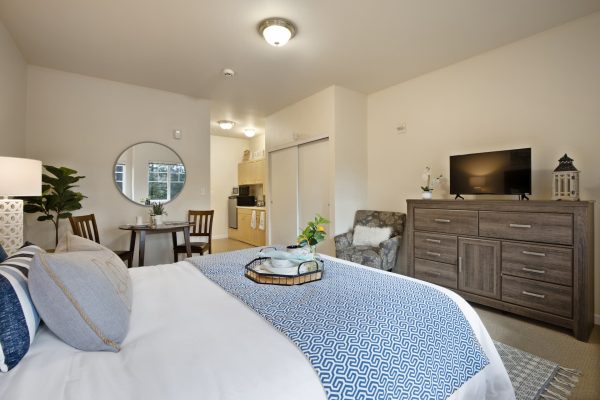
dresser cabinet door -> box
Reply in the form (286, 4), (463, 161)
(458, 238), (501, 299)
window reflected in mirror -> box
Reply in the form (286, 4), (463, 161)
(114, 142), (186, 205)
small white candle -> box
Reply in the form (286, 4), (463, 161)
(136, 216), (143, 225)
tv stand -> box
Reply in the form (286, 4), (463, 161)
(406, 199), (595, 341)
(454, 194), (464, 200)
(519, 194), (530, 201)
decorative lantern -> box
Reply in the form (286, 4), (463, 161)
(552, 154), (579, 201)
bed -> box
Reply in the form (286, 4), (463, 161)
(0, 249), (515, 400)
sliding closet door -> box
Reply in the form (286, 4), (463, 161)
(269, 147), (299, 245)
(298, 139), (330, 230)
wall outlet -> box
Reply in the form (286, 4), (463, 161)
(173, 129), (182, 139)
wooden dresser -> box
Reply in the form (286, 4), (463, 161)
(406, 200), (595, 341)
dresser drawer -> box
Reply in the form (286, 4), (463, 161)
(414, 232), (457, 264)
(480, 211), (573, 245)
(502, 242), (573, 286)
(415, 258), (457, 289)
(502, 275), (572, 318)
(414, 209), (478, 236)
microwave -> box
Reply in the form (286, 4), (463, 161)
(238, 185), (250, 196)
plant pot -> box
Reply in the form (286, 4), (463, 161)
(152, 215), (163, 225)
(421, 191), (433, 200)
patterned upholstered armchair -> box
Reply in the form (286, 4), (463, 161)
(334, 210), (406, 271)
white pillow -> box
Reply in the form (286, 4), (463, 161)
(352, 225), (392, 247)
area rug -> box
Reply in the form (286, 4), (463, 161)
(494, 341), (581, 400)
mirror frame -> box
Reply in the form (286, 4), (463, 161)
(113, 141), (186, 207)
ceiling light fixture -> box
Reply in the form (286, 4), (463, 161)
(258, 17), (297, 47)
(244, 128), (256, 138)
(218, 120), (235, 130)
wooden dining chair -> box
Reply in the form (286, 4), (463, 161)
(173, 210), (214, 261)
(69, 214), (133, 267)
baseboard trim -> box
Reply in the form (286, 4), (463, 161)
(595, 314), (600, 326)
(213, 233), (228, 240)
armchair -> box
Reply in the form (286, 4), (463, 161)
(334, 210), (406, 271)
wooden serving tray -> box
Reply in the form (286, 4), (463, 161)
(244, 257), (324, 286)
(245, 269), (323, 286)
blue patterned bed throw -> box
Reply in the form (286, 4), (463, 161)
(191, 249), (489, 400)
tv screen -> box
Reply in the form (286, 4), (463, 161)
(450, 148), (531, 195)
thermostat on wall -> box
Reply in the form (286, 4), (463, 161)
(173, 129), (182, 139)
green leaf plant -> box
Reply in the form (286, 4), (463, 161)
(21, 165), (86, 246)
(297, 214), (330, 248)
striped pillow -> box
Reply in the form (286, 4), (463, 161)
(0, 243), (7, 262)
(0, 245), (44, 372)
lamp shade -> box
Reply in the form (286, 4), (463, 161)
(0, 157), (42, 196)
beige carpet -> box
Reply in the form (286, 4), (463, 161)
(212, 238), (255, 253)
(475, 305), (600, 399)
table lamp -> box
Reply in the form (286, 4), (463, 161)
(0, 157), (42, 255)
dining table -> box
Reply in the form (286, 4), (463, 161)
(119, 221), (193, 266)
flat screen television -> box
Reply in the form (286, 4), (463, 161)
(450, 148), (531, 196)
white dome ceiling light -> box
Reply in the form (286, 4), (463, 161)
(258, 18), (297, 47)
(218, 120), (235, 130)
(244, 128), (256, 138)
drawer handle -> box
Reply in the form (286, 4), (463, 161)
(509, 223), (532, 229)
(522, 267), (546, 274)
(434, 218), (451, 223)
(425, 238), (441, 244)
(522, 290), (545, 299)
(522, 251), (546, 257)
(459, 256), (462, 273)
(426, 251), (441, 257)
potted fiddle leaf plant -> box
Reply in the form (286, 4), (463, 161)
(22, 165), (86, 245)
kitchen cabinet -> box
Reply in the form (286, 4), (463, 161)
(228, 207), (266, 246)
(238, 159), (265, 185)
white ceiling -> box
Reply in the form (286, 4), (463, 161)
(1, 0), (599, 138)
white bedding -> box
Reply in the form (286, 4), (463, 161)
(0, 258), (515, 400)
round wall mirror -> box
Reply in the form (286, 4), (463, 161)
(114, 142), (186, 205)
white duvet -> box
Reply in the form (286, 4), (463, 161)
(0, 258), (515, 400)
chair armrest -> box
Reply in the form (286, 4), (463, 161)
(334, 231), (353, 251)
(379, 235), (401, 260)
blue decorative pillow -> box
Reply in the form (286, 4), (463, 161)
(0, 245), (44, 372)
(0, 243), (7, 262)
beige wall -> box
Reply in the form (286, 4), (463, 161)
(266, 87), (335, 150)
(333, 86), (368, 235)
(249, 134), (265, 159)
(210, 135), (250, 238)
(24, 66), (211, 265)
(0, 21), (26, 157)
(265, 86), (368, 254)
(367, 13), (600, 313)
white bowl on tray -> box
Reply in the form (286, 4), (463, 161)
(262, 260), (300, 275)
(270, 258), (295, 268)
